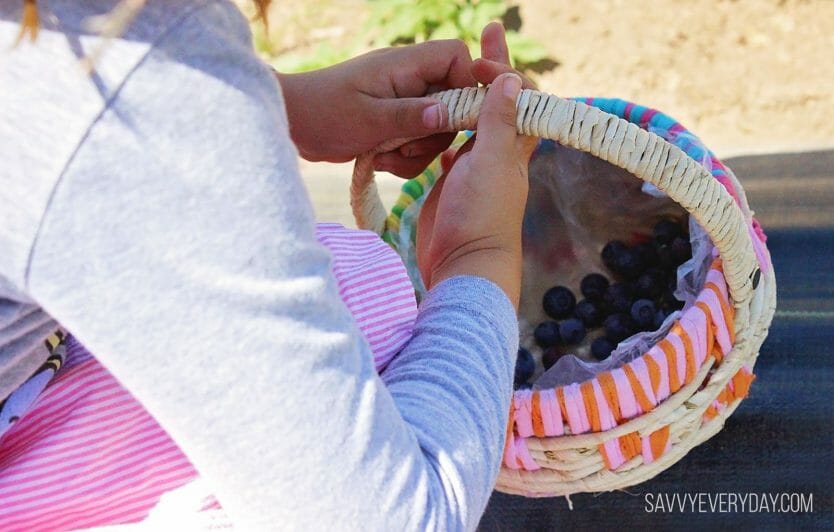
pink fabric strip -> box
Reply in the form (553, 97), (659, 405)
(646, 345), (671, 403)
(639, 108), (659, 126)
(611, 368), (640, 419)
(503, 433), (520, 470)
(602, 438), (626, 470)
(563, 383), (591, 435)
(513, 436), (541, 471)
(543, 389), (565, 437)
(514, 390), (534, 438)
(706, 268), (729, 302)
(641, 434), (655, 464)
(591, 379), (617, 431)
(681, 306), (708, 367)
(640, 432), (670, 465)
(698, 288), (731, 355)
(629, 357), (657, 408)
(748, 223), (772, 273)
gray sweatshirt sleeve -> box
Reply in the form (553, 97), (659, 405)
(24, 2), (517, 530)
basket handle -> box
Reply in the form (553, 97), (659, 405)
(350, 87), (760, 315)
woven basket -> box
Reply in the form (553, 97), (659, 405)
(350, 87), (777, 497)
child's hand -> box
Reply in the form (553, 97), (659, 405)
(276, 40), (476, 178)
(416, 72), (536, 308)
(418, 23), (538, 308)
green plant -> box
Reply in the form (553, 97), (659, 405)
(266, 0), (551, 74)
(364, 0), (548, 69)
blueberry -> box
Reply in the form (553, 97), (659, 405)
(653, 219), (682, 245)
(542, 347), (564, 370)
(612, 247), (646, 280)
(630, 299), (657, 330)
(559, 318), (586, 345)
(574, 299), (603, 327)
(603, 282), (634, 314)
(534, 321), (561, 348)
(669, 236), (692, 265)
(514, 347), (535, 386)
(543, 286), (576, 319)
(660, 289), (685, 311)
(580, 273), (610, 301)
(634, 242), (659, 268)
(590, 336), (616, 361)
(601, 240), (628, 271)
(653, 308), (671, 329)
(635, 268), (666, 299)
(603, 313), (636, 343)
(656, 243), (676, 270)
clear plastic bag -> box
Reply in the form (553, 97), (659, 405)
(523, 135), (715, 388)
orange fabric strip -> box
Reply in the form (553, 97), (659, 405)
(704, 404), (719, 421)
(643, 354), (662, 397)
(706, 281), (735, 345)
(531, 391), (545, 438)
(597, 371), (623, 422)
(649, 425), (670, 459)
(620, 431), (641, 460)
(599, 443), (613, 470)
(623, 364), (654, 413)
(696, 302), (716, 362)
(580, 381), (602, 433)
(732, 370), (756, 399)
(658, 338), (681, 393)
(716, 385), (734, 405)
(556, 387), (569, 425)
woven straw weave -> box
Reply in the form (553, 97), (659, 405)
(351, 87), (776, 497)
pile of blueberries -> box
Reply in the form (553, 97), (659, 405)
(515, 217), (692, 388)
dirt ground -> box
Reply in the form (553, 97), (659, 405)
(519, 0), (834, 156)
(261, 0), (834, 224)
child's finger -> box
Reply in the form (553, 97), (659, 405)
(480, 22), (511, 65)
(471, 73), (523, 161)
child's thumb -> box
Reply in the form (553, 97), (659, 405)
(376, 97), (450, 140)
(472, 73), (522, 158)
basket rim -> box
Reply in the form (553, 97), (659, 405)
(382, 97), (757, 248)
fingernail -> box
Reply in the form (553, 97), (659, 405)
(422, 104), (442, 129)
(502, 73), (522, 98)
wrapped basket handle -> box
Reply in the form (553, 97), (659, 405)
(351, 87), (760, 317)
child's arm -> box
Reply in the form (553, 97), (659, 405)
(24, 3), (520, 530)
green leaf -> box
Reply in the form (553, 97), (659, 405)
(272, 43), (352, 73)
(504, 30), (549, 66)
(470, 0), (507, 30)
(457, 4), (476, 32)
(431, 20), (461, 40)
